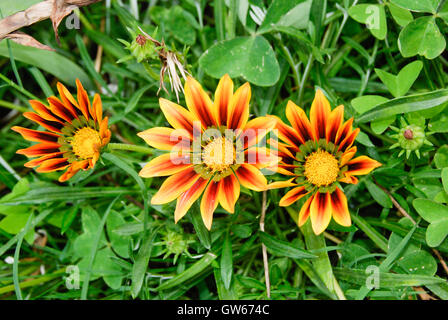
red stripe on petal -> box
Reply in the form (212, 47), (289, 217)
(345, 156), (382, 176)
(218, 174), (240, 213)
(200, 180), (220, 230)
(227, 82), (251, 130)
(310, 90), (331, 140)
(151, 168), (200, 205)
(56, 82), (80, 118)
(12, 126), (60, 143)
(159, 98), (197, 135)
(48, 96), (75, 123)
(29, 100), (63, 123)
(279, 186), (308, 206)
(36, 157), (69, 172)
(214, 74), (234, 126)
(139, 153), (192, 177)
(285, 101), (314, 143)
(298, 195), (313, 227)
(17, 142), (61, 157)
(137, 127), (191, 151)
(235, 164), (267, 191)
(330, 188), (351, 227)
(326, 105), (344, 143)
(310, 191), (332, 235)
(185, 77), (216, 128)
(23, 112), (63, 133)
(175, 177), (208, 223)
(24, 152), (64, 168)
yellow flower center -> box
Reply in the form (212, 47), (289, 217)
(71, 127), (101, 159)
(202, 137), (235, 172)
(304, 149), (339, 186)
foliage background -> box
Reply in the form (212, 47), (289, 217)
(1, 0), (448, 300)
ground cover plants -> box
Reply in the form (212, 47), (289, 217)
(1, 0), (448, 300)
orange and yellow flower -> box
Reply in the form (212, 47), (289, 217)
(12, 80), (111, 182)
(270, 90), (381, 235)
(138, 74), (277, 230)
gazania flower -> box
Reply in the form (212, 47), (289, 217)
(270, 90), (381, 235)
(12, 80), (111, 182)
(138, 74), (277, 230)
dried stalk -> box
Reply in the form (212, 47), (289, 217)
(260, 190), (271, 298)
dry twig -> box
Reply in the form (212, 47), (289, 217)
(260, 190), (271, 298)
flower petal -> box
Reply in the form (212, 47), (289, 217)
(23, 112), (63, 133)
(29, 100), (63, 123)
(285, 101), (313, 144)
(338, 128), (360, 152)
(76, 79), (91, 120)
(137, 127), (191, 151)
(24, 152), (63, 168)
(159, 98), (197, 134)
(310, 90), (331, 140)
(326, 105), (344, 143)
(267, 178), (297, 190)
(279, 186), (308, 206)
(345, 156), (382, 176)
(269, 115), (301, 151)
(340, 146), (357, 166)
(214, 74), (234, 126)
(12, 126), (60, 143)
(235, 164), (267, 191)
(92, 93), (102, 122)
(335, 118), (353, 146)
(36, 157), (69, 172)
(330, 188), (351, 227)
(310, 191), (332, 235)
(139, 153), (191, 177)
(218, 174), (240, 213)
(47, 96), (76, 122)
(151, 168), (200, 205)
(57, 82), (80, 117)
(17, 142), (61, 157)
(185, 76), (216, 128)
(245, 147), (280, 169)
(175, 177), (208, 223)
(227, 82), (251, 130)
(200, 180), (220, 230)
(298, 195), (313, 227)
(239, 116), (276, 149)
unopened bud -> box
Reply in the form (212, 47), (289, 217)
(403, 129), (413, 140)
(136, 35), (146, 46)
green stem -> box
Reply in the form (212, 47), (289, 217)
(107, 143), (153, 154)
(278, 40), (300, 89)
(0, 100), (28, 113)
(301, 221), (346, 300)
(0, 73), (40, 101)
(298, 55), (313, 105)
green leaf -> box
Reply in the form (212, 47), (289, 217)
(334, 267), (444, 287)
(351, 95), (388, 115)
(189, 202), (211, 250)
(442, 168), (448, 194)
(199, 36), (280, 86)
(348, 4), (387, 40)
(374, 60), (423, 98)
(388, 3), (413, 26)
(258, 0), (312, 33)
(214, 267), (238, 299)
(356, 90), (448, 123)
(371, 116), (395, 135)
(220, 231), (233, 290)
(398, 16), (446, 60)
(157, 252), (217, 291)
(413, 198), (448, 247)
(131, 228), (158, 298)
(259, 231), (316, 259)
(429, 112), (448, 133)
(0, 42), (93, 89)
(0, 186), (136, 205)
(364, 179), (393, 208)
(435, 145), (448, 169)
(391, 0), (439, 13)
(125, 84), (154, 113)
(107, 210), (131, 258)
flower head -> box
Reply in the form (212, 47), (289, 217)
(270, 90), (381, 235)
(138, 74), (278, 230)
(12, 80), (111, 182)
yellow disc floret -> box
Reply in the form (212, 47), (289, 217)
(71, 127), (101, 159)
(304, 149), (339, 186)
(202, 137), (235, 172)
